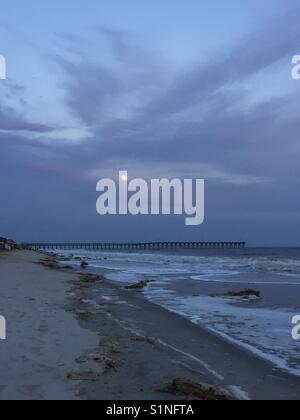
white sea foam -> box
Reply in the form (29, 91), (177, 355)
(190, 275), (300, 286)
(142, 286), (300, 376)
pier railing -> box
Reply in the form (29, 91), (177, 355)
(23, 241), (246, 251)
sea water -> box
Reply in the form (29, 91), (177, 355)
(55, 247), (300, 377)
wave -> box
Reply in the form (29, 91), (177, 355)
(56, 248), (300, 377)
(190, 275), (300, 286)
(143, 290), (300, 378)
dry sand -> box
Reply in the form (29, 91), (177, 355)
(0, 251), (98, 400)
(1, 251), (300, 400)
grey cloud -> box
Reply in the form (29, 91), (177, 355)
(58, 58), (123, 126)
(139, 7), (300, 120)
(0, 105), (52, 132)
(2, 5), (300, 244)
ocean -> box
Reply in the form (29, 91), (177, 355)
(56, 247), (300, 377)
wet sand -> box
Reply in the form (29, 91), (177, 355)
(1, 251), (300, 400)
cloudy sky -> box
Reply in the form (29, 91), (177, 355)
(0, 0), (300, 246)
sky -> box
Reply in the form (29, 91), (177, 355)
(0, 0), (300, 246)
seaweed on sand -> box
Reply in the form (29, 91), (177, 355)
(158, 378), (234, 401)
(77, 310), (93, 321)
(104, 358), (122, 372)
(66, 369), (101, 381)
(79, 274), (103, 283)
(80, 261), (89, 268)
(125, 279), (155, 290)
(130, 336), (156, 345)
(38, 260), (62, 270)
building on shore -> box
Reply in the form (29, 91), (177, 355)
(0, 237), (18, 251)
(0, 237), (7, 250)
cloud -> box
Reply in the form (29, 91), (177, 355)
(2, 4), (300, 243)
(139, 9), (300, 121)
(0, 75), (53, 133)
(58, 58), (123, 126)
(16, 4), (297, 190)
(0, 105), (52, 132)
(7, 5), (300, 180)
(57, 28), (168, 128)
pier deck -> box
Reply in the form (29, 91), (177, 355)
(23, 242), (246, 251)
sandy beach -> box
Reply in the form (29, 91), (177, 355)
(1, 251), (300, 400)
(0, 251), (98, 400)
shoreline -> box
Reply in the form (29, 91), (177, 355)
(58, 248), (300, 380)
(68, 260), (300, 400)
(1, 251), (300, 400)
